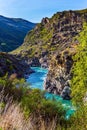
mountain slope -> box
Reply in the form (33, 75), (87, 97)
(14, 9), (87, 99)
(0, 52), (33, 77)
(0, 15), (36, 52)
(14, 9), (87, 59)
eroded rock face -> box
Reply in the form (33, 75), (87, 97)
(61, 85), (71, 100)
(29, 57), (41, 67)
(43, 11), (87, 99)
(41, 17), (50, 25)
(0, 52), (33, 78)
(44, 51), (74, 99)
(14, 9), (87, 99)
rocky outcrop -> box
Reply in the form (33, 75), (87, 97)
(0, 52), (33, 78)
(43, 10), (87, 99)
(14, 9), (87, 99)
(44, 49), (74, 99)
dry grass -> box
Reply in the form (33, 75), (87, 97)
(0, 88), (58, 130)
(0, 102), (59, 130)
(0, 87), (64, 130)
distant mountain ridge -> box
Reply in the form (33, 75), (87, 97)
(0, 15), (36, 52)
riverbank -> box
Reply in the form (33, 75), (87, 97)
(26, 67), (75, 119)
(0, 73), (70, 130)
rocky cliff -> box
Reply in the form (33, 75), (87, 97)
(0, 52), (33, 78)
(14, 9), (87, 99)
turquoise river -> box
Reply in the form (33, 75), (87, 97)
(26, 67), (75, 119)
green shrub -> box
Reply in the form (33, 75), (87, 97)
(71, 23), (87, 104)
(0, 75), (66, 122)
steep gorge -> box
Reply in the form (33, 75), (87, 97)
(14, 9), (87, 99)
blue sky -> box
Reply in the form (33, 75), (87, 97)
(0, 0), (87, 23)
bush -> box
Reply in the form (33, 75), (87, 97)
(71, 23), (87, 104)
(0, 75), (66, 123)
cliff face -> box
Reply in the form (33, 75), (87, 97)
(44, 48), (75, 99)
(0, 52), (33, 78)
(14, 9), (87, 99)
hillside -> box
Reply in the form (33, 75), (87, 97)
(13, 9), (87, 99)
(0, 52), (33, 77)
(0, 15), (36, 52)
(1, 9), (87, 130)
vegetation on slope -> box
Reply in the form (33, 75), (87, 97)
(0, 75), (68, 130)
(0, 15), (36, 52)
(0, 62), (87, 130)
(0, 52), (31, 77)
(1, 10), (87, 130)
(14, 9), (87, 60)
(12, 9), (87, 97)
(67, 22), (87, 130)
(71, 23), (87, 104)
